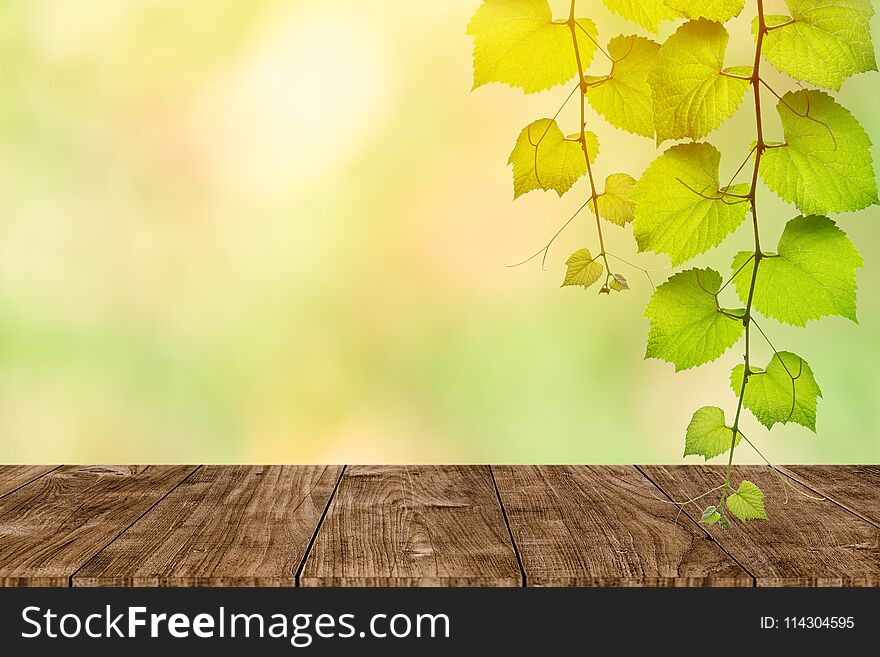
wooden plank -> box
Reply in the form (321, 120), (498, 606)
(0, 466), (59, 498)
(0, 465), (195, 586)
(642, 465), (880, 587)
(494, 465), (751, 586)
(300, 465), (521, 586)
(780, 466), (880, 528)
(74, 466), (342, 587)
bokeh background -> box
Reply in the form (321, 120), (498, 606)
(1, 0), (878, 463)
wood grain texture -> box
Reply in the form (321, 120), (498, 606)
(494, 465), (751, 586)
(780, 466), (880, 528)
(301, 466), (521, 587)
(643, 466), (880, 587)
(0, 465), (195, 586)
(0, 466), (59, 498)
(74, 466), (342, 587)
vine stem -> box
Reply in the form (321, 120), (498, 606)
(718, 0), (767, 520)
(566, 0), (611, 285)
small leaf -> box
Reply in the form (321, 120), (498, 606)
(467, 0), (599, 94)
(665, 0), (745, 22)
(509, 119), (597, 199)
(756, 0), (877, 91)
(563, 249), (604, 289)
(594, 173), (637, 226)
(650, 20), (751, 143)
(730, 215), (863, 326)
(585, 35), (660, 138)
(731, 352), (822, 431)
(701, 505), (722, 525)
(632, 143), (750, 266)
(685, 406), (743, 460)
(643, 268), (744, 371)
(609, 273), (629, 291)
(726, 481), (768, 521)
(760, 90), (878, 214)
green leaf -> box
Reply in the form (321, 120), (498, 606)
(731, 215), (863, 326)
(701, 505), (722, 525)
(609, 273), (629, 291)
(650, 19), (751, 143)
(756, 0), (877, 91)
(685, 406), (743, 460)
(467, 0), (599, 93)
(665, 0), (745, 23)
(593, 173), (637, 226)
(643, 268), (745, 371)
(563, 249), (604, 289)
(726, 481), (768, 521)
(508, 119), (598, 199)
(731, 352), (822, 431)
(602, 0), (681, 33)
(632, 143), (750, 266)
(760, 90), (878, 214)
(585, 35), (660, 138)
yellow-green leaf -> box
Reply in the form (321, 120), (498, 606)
(593, 173), (637, 226)
(759, 90), (878, 214)
(685, 406), (743, 460)
(730, 215), (863, 326)
(665, 0), (745, 22)
(563, 249), (604, 288)
(650, 19), (751, 143)
(585, 35), (660, 138)
(468, 0), (599, 93)
(726, 481), (768, 521)
(632, 143), (750, 266)
(756, 0), (877, 91)
(609, 273), (630, 291)
(508, 119), (598, 199)
(731, 352), (822, 431)
(602, 0), (681, 33)
(643, 268), (745, 371)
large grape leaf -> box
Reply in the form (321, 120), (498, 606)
(632, 143), (750, 266)
(650, 19), (751, 143)
(563, 249), (604, 289)
(759, 90), (878, 214)
(602, 0), (681, 33)
(684, 406), (743, 460)
(643, 268), (745, 371)
(731, 352), (822, 431)
(467, 0), (599, 93)
(665, 0), (745, 22)
(730, 215), (863, 326)
(726, 481), (768, 521)
(593, 173), (636, 226)
(585, 35), (660, 138)
(756, 0), (877, 91)
(508, 119), (598, 198)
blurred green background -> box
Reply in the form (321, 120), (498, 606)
(0, 0), (878, 463)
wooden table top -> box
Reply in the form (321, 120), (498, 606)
(0, 465), (877, 587)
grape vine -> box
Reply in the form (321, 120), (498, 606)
(468, 0), (878, 524)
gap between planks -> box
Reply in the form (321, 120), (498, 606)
(0, 466), (877, 587)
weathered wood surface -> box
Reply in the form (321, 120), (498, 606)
(300, 466), (521, 586)
(0, 465), (878, 587)
(0, 466), (59, 498)
(494, 465), (751, 586)
(0, 466), (195, 586)
(780, 466), (880, 528)
(74, 466), (342, 587)
(642, 466), (880, 587)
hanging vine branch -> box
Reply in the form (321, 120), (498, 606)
(467, 0), (878, 524)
